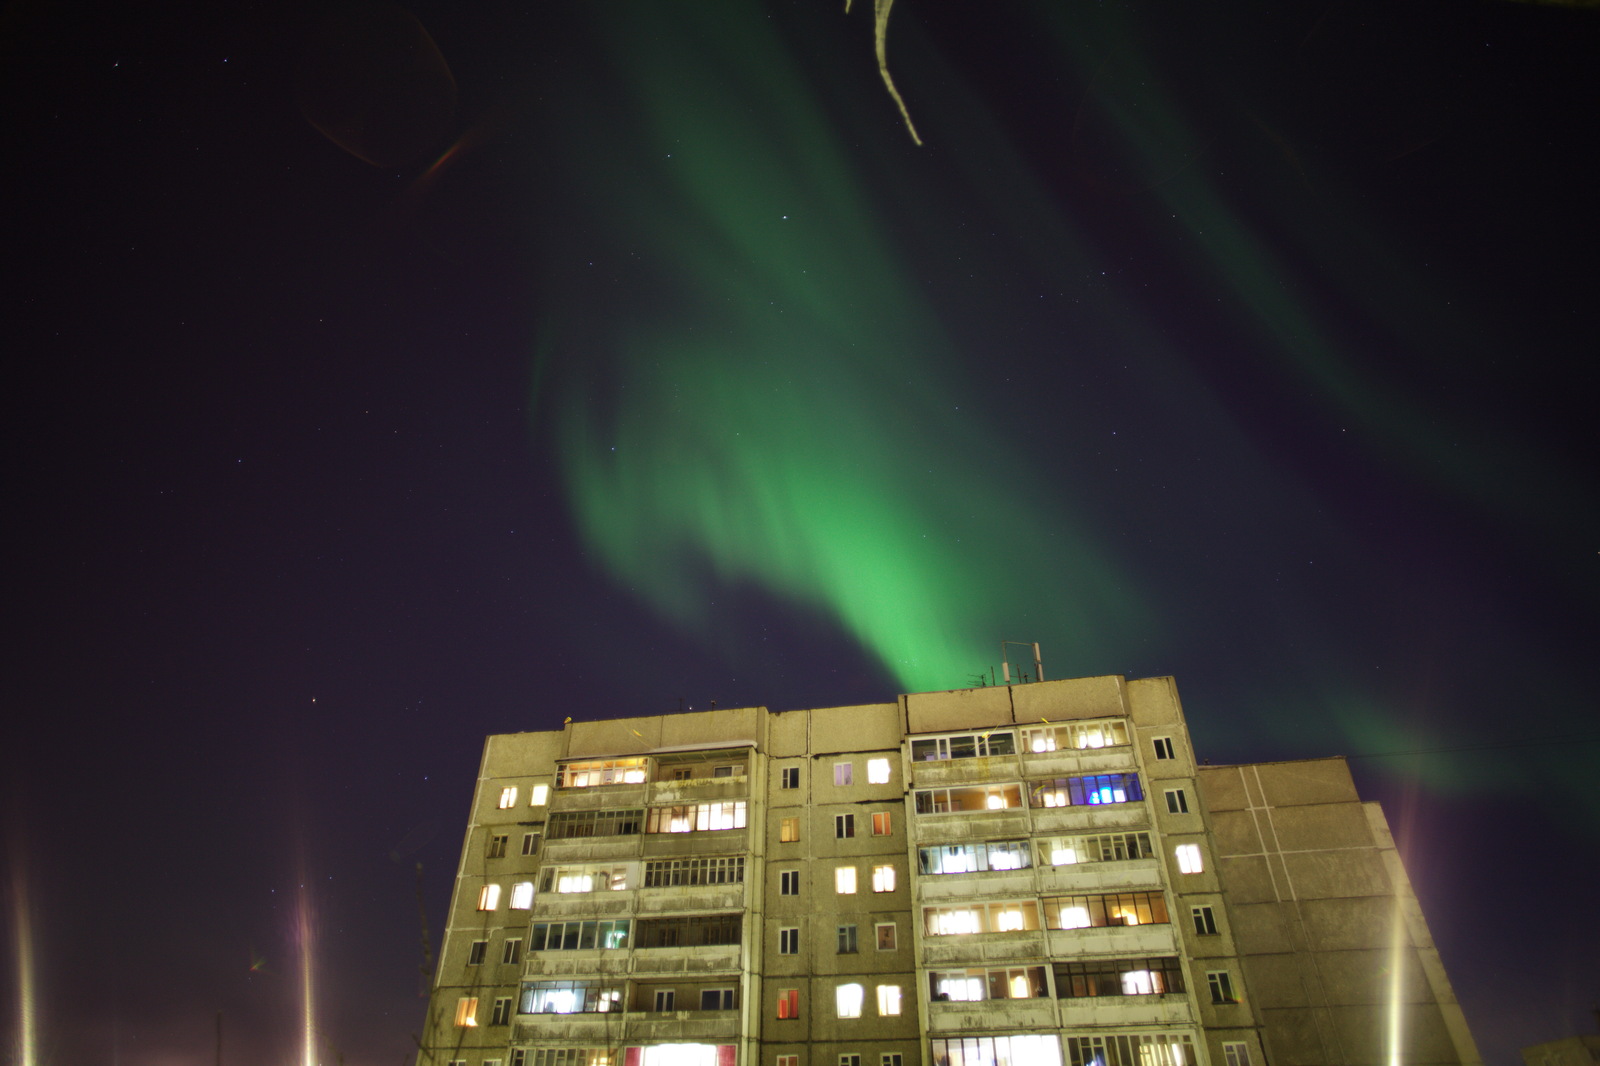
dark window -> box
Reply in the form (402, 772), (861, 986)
(837, 925), (858, 954)
(491, 997), (514, 1025)
(1192, 906), (1219, 936)
(780, 766), (800, 789)
(1152, 737), (1175, 760)
(548, 809), (643, 840)
(487, 835), (508, 859)
(521, 833), (539, 856)
(501, 939), (522, 965)
(780, 870), (800, 895)
(1208, 971), (1238, 1004)
(634, 914), (742, 949)
(467, 940), (487, 965)
(779, 927), (799, 954)
(701, 988), (735, 1010)
(1165, 789), (1189, 815)
(835, 813), (855, 838)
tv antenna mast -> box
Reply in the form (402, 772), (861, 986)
(1000, 641), (1044, 685)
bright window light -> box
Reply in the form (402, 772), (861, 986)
(498, 787), (518, 809)
(836, 866), (857, 894)
(872, 864), (896, 893)
(1176, 844), (1204, 874)
(454, 997), (478, 1026)
(876, 984), (901, 1016)
(530, 784), (549, 805)
(836, 983), (864, 1018)
(1058, 905), (1090, 929)
(477, 884), (501, 911)
(867, 758), (891, 784)
(994, 907), (1026, 932)
(509, 882), (534, 909)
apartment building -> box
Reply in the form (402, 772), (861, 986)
(416, 674), (1480, 1066)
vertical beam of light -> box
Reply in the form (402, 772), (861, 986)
(8, 842), (36, 1066)
(1387, 891), (1407, 1066)
(537, 4), (1151, 690)
(295, 878), (316, 1066)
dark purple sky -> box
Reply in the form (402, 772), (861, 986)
(4, 1), (1597, 1064)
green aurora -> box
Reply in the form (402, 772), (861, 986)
(538, 5), (1150, 692)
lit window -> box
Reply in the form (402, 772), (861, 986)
(467, 940), (487, 965)
(1208, 970), (1238, 1004)
(1223, 1043), (1253, 1066)
(557, 758), (648, 788)
(780, 766), (800, 789)
(487, 834), (508, 859)
(1175, 844), (1204, 874)
(530, 784), (550, 805)
(835, 762), (853, 786)
(835, 866), (857, 894)
(780, 870), (800, 895)
(835, 983), (864, 1018)
(1192, 905), (1219, 935)
(454, 996), (478, 1026)
(875, 923), (897, 950)
(1028, 773), (1142, 807)
(835, 813), (855, 838)
(491, 997), (513, 1025)
(498, 787), (518, 809)
(477, 884), (501, 911)
(837, 924), (858, 953)
(780, 817), (799, 842)
(876, 984), (902, 1016)
(1152, 736), (1175, 760)
(779, 927), (799, 954)
(913, 783), (1024, 814)
(867, 758), (891, 784)
(872, 864), (896, 893)
(501, 938), (521, 965)
(509, 881), (535, 909)
(1165, 788), (1189, 814)
(777, 988), (799, 1018)
(934, 1037), (1062, 1066)
(779, 1057), (799, 1066)
(871, 811), (892, 836)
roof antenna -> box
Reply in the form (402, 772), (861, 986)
(1000, 641), (1044, 685)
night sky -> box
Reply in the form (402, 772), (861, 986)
(4, 1), (1597, 1064)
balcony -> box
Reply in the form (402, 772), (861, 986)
(629, 944), (743, 975)
(914, 810), (1031, 844)
(1028, 804), (1149, 834)
(619, 1009), (742, 1043)
(907, 758), (1023, 788)
(550, 784), (648, 811)
(1019, 747), (1138, 777)
(1044, 923), (1177, 957)
(635, 884), (745, 913)
(927, 996), (1056, 1033)
(1036, 858), (1163, 895)
(920, 932), (1046, 967)
(918, 870), (1036, 902)
(541, 838), (642, 863)
(648, 776), (748, 805)
(532, 892), (636, 919)
(1058, 994), (1197, 1027)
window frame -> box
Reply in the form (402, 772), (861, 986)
(834, 761), (853, 786)
(780, 766), (800, 789)
(867, 757), (891, 784)
(1208, 970), (1239, 1004)
(1152, 736), (1175, 760)
(835, 865), (858, 894)
(835, 982), (864, 1019)
(776, 988), (800, 1019)
(837, 923), (859, 954)
(871, 811), (892, 836)
(835, 813), (855, 838)
(1191, 905), (1219, 935)
(778, 926), (800, 954)
(1164, 788), (1189, 814)
(872, 863), (896, 893)
(779, 869), (800, 896)
(875, 922), (897, 950)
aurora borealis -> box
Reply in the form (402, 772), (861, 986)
(4, 1), (1597, 1063)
